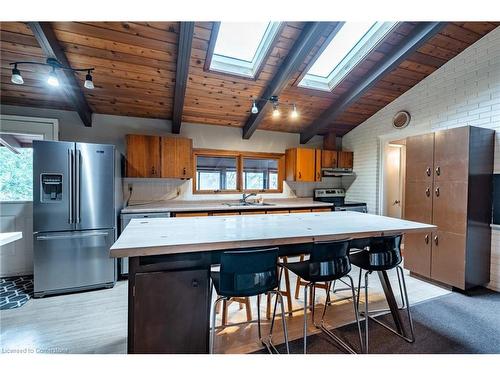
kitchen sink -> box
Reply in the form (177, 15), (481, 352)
(222, 202), (276, 207)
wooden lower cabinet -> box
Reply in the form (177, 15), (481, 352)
(403, 232), (432, 278)
(430, 231), (466, 289)
(241, 211), (267, 215)
(311, 208), (332, 212)
(175, 212), (209, 217)
(212, 212), (240, 216)
(133, 269), (210, 353)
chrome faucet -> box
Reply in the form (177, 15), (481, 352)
(241, 193), (257, 204)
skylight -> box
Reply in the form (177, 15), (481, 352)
(299, 22), (398, 92)
(209, 22), (281, 78)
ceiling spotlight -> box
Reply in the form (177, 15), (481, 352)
(291, 104), (298, 119)
(11, 65), (24, 85)
(84, 70), (94, 89)
(251, 101), (258, 114)
(272, 105), (280, 118)
(47, 68), (59, 87)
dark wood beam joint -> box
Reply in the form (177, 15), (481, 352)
(172, 22), (195, 134)
(300, 22), (447, 144)
(27, 22), (93, 127)
(242, 22), (339, 140)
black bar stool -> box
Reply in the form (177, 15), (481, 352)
(279, 239), (363, 354)
(349, 234), (415, 353)
(210, 247), (290, 354)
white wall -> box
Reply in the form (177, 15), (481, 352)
(342, 26), (500, 290)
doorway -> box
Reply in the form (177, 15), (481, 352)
(383, 139), (406, 218)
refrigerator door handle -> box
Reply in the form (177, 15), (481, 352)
(75, 149), (81, 223)
(36, 231), (110, 241)
(68, 149), (73, 224)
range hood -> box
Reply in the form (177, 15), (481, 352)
(321, 168), (354, 177)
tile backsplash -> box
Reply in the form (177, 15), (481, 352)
(123, 176), (343, 203)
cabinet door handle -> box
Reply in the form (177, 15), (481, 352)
(435, 166), (441, 176)
(434, 235), (438, 246)
(425, 234), (429, 244)
(183, 167), (186, 175)
(298, 171), (302, 179)
(317, 172), (320, 180)
(435, 187), (440, 197)
(151, 166), (156, 176)
(426, 167), (431, 176)
(425, 187), (430, 197)
(192, 279), (199, 288)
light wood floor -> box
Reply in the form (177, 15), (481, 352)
(0, 264), (450, 354)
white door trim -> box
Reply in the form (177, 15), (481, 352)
(0, 114), (59, 140)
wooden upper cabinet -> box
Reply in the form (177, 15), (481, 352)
(160, 137), (193, 179)
(126, 135), (161, 178)
(285, 148), (320, 182)
(321, 150), (338, 169)
(337, 151), (353, 169)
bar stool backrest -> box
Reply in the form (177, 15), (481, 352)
(308, 239), (351, 282)
(367, 235), (403, 269)
(219, 247), (279, 297)
(349, 237), (371, 251)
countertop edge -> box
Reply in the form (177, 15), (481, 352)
(120, 200), (334, 214)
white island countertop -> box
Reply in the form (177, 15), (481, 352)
(120, 198), (333, 214)
(110, 211), (435, 258)
(0, 232), (22, 246)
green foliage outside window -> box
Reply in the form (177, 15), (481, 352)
(0, 147), (33, 201)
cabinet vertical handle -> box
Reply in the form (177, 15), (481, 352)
(425, 187), (430, 197)
(183, 167), (186, 175)
(151, 166), (156, 176)
(435, 166), (441, 176)
(426, 167), (431, 176)
(298, 171), (301, 179)
(434, 235), (438, 246)
(317, 172), (320, 180)
(435, 187), (440, 197)
(425, 234), (429, 244)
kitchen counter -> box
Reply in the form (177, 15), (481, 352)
(120, 198), (333, 214)
(0, 232), (22, 246)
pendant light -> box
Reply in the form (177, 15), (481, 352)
(84, 70), (94, 89)
(251, 101), (258, 114)
(11, 64), (24, 85)
(47, 67), (59, 87)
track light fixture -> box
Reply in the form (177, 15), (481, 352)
(249, 95), (298, 119)
(9, 58), (95, 89)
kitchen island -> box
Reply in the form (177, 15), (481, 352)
(111, 211), (435, 354)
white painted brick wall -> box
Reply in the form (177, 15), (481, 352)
(342, 26), (500, 291)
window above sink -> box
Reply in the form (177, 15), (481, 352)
(193, 149), (284, 194)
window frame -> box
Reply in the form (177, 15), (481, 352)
(204, 22), (283, 80)
(192, 149), (285, 194)
(297, 22), (398, 92)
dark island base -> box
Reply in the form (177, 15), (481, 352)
(127, 243), (406, 354)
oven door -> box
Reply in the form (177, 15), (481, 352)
(335, 205), (367, 213)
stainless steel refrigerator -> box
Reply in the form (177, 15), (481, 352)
(33, 140), (116, 297)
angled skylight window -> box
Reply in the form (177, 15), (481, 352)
(209, 22), (281, 78)
(299, 22), (398, 92)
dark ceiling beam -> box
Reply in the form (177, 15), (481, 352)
(27, 22), (93, 127)
(300, 22), (447, 144)
(242, 22), (340, 140)
(171, 22), (195, 134)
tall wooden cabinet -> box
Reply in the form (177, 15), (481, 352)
(404, 126), (494, 290)
(126, 134), (193, 178)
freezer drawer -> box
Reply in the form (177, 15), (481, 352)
(34, 229), (116, 297)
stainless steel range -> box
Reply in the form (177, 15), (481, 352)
(313, 188), (367, 213)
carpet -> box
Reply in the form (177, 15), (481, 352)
(0, 275), (33, 310)
(254, 287), (500, 354)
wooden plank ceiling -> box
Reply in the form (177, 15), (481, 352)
(1, 21), (498, 138)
